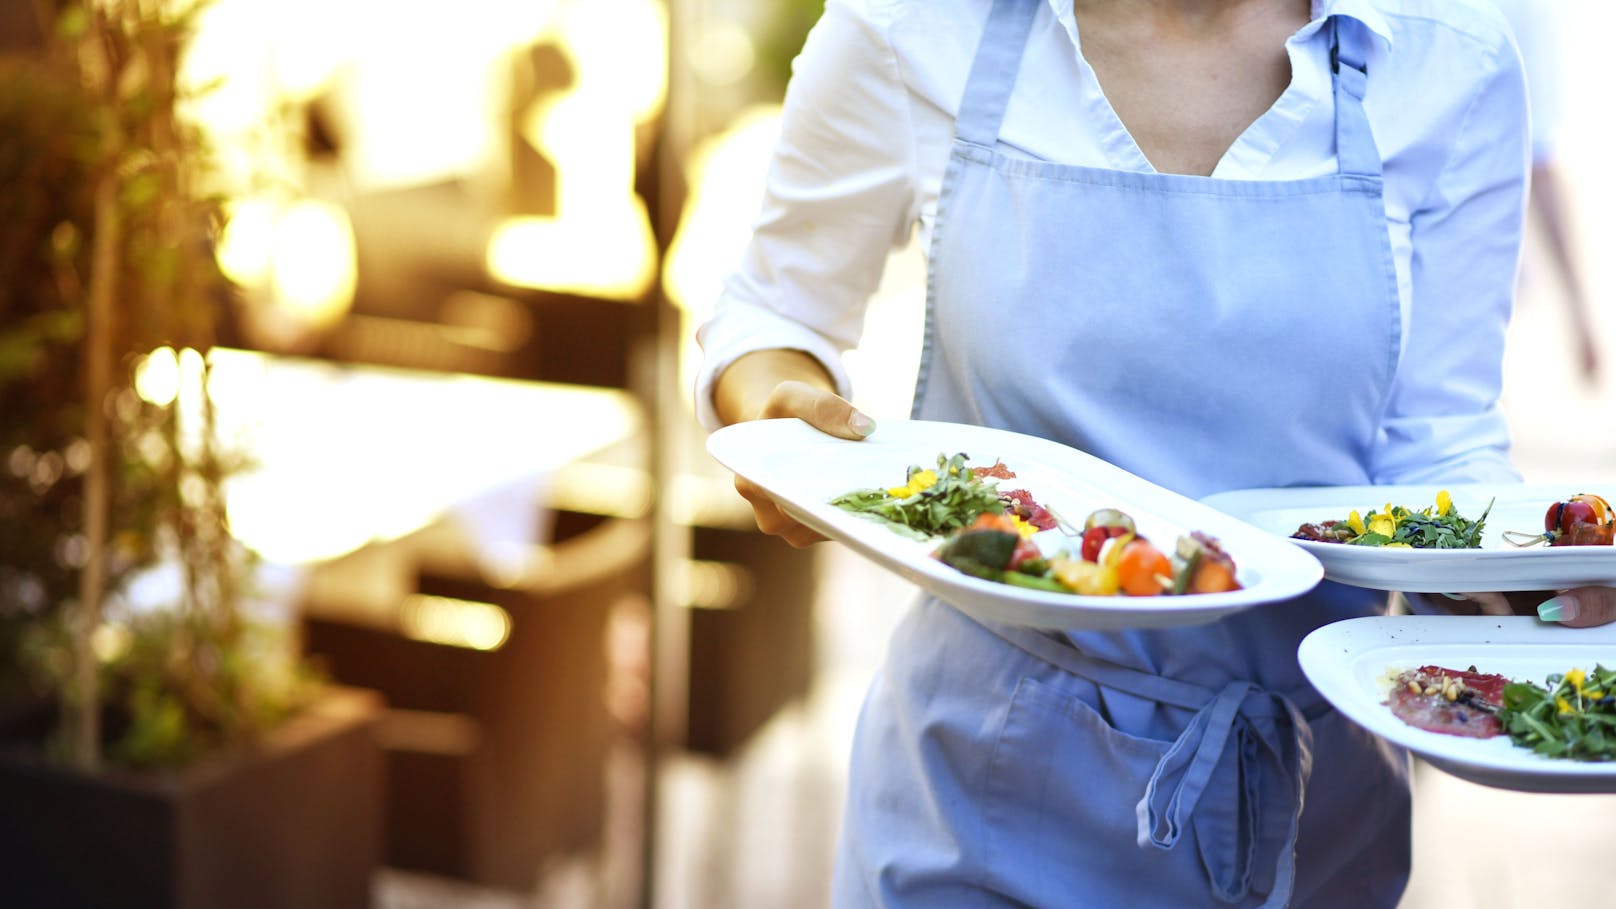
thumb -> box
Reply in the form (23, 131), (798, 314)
(761, 380), (876, 441)
(1538, 587), (1616, 628)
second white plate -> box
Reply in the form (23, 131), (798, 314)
(1203, 484), (1616, 593)
(1299, 615), (1616, 793)
(706, 418), (1324, 631)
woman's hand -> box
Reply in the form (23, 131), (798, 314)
(1452, 588), (1616, 627)
(712, 350), (875, 548)
(733, 381), (875, 547)
(1537, 587), (1616, 628)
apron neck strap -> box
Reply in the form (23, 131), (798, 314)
(1329, 15), (1382, 177)
(954, 0), (1040, 148)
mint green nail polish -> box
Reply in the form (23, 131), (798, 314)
(1539, 596), (1579, 623)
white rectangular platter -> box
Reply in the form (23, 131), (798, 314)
(1202, 484), (1616, 593)
(1299, 615), (1616, 793)
(705, 418), (1324, 631)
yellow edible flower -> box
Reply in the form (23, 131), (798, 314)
(1557, 696), (1575, 716)
(1347, 510), (1366, 536)
(1435, 490), (1453, 516)
(1368, 513), (1398, 538)
(1011, 515), (1037, 539)
(887, 469), (938, 499)
(1567, 668), (1587, 693)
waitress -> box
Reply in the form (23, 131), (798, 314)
(697, 0), (1613, 906)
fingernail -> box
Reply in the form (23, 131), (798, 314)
(848, 412), (875, 438)
(1439, 592), (1466, 601)
(1538, 595), (1580, 623)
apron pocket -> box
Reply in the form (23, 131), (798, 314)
(980, 675), (1221, 908)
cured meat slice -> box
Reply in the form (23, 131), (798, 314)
(1000, 488), (1058, 531)
(1384, 665), (1507, 739)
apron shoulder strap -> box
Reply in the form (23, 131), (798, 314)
(954, 0), (1041, 148)
(1329, 15), (1383, 178)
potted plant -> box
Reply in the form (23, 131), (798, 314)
(0, 2), (384, 906)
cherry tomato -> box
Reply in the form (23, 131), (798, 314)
(1550, 499), (1597, 534)
(1116, 539), (1172, 597)
(1543, 494), (1615, 546)
(1572, 493), (1612, 525)
(1080, 525), (1130, 562)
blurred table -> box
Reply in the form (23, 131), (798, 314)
(211, 346), (642, 572)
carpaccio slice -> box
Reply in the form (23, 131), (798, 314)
(1001, 488), (1058, 531)
(967, 460), (1060, 532)
(1383, 665), (1508, 739)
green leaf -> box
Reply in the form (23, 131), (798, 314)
(934, 529), (1018, 577)
(829, 452), (1007, 538)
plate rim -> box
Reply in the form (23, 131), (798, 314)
(1203, 483), (1616, 592)
(706, 418), (1325, 630)
(1298, 614), (1616, 791)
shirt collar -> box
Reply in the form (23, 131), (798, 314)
(1047, 1), (1395, 52)
(1308, 0), (1394, 50)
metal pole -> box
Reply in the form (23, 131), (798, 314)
(641, 1), (697, 906)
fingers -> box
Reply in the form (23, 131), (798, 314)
(721, 380), (870, 545)
(1460, 591), (1513, 616)
(1538, 587), (1616, 628)
(734, 475), (826, 548)
(736, 381), (868, 545)
(759, 381), (876, 441)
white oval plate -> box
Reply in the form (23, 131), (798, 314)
(705, 419), (1324, 630)
(1202, 484), (1616, 593)
(1299, 615), (1616, 793)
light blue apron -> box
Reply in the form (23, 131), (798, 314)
(833, 3), (1412, 907)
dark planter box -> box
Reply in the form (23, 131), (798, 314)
(0, 685), (386, 909)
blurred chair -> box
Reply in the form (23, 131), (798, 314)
(298, 508), (651, 890)
(683, 521), (817, 758)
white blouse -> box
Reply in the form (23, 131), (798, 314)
(695, 0), (1529, 483)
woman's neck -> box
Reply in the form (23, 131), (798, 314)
(1069, 0), (1310, 175)
(1074, 0), (1304, 32)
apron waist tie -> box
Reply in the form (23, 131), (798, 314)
(986, 620), (1318, 908)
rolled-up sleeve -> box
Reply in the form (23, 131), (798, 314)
(692, 0), (919, 430)
(1370, 30), (1529, 486)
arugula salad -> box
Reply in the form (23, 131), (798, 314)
(828, 452), (1027, 540)
(1291, 490), (1493, 549)
(1497, 665), (1616, 761)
